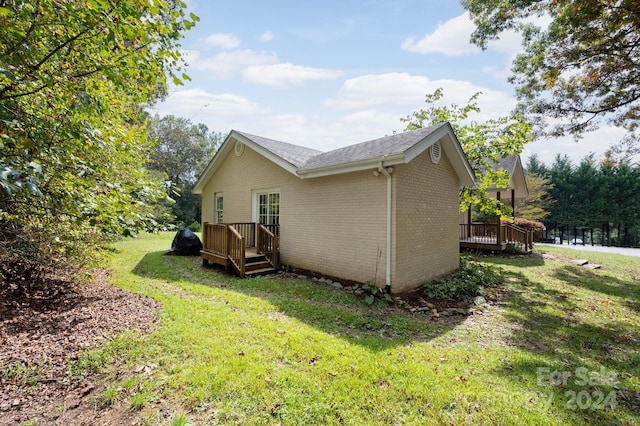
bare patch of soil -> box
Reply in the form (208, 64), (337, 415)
(0, 270), (159, 425)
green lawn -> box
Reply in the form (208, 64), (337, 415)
(85, 233), (639, 425)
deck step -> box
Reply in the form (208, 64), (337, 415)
(245, 266), (277, 276)
(246, 254), (267, 263)
(245, 254), (277, 276)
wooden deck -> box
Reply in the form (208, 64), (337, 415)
(459, 223), (533, 252)
(201, 222), (279, 277)
(460, 238), (507, 251)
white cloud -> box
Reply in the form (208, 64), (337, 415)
(154, 88), (269, 123)
(326, 73), (430, 109)
(260, 31), (274, 42)
(401, 12), (532, 59)
(401, 13), (479, 56)
(183, 49), (279, 79)
(325, 73), (516, 118)
(243, 63), (343, 88)
(203, 33), (241, 50)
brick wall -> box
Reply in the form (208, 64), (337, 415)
(392, 144), (461, 292)
(201, 136), (462, 292)
(201, 142), (388, 284)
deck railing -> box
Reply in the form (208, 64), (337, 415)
(257, 224), (279, 269)
(460, 222), (533, 252)
(202, 222), (280, 277)
(261, 223), (280, 237)
(503, 223), (533, 251)
(459, 223), (499, 244)
(202, 223), (228, 257)
(227, 225), (246, 277)
(229, 222), (256, 248)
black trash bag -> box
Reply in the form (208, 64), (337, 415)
(165, 228), (203, 256)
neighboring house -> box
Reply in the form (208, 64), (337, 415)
(193, 123), (475, 293)
(459, 155), (533, 252)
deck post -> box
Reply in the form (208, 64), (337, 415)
(203, 222), (209, 250)
(496, 191), (502, 244)
(466, 208), (471, 239)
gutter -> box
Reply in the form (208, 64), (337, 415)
(378, 162), (392, 292)
(297, 153), (405, 179)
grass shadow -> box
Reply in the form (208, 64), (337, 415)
(131, 251), (465, 352)
(481, 259), (640, 424)
(552, 264), (639, 301)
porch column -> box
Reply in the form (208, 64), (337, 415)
(511, 189), (515, 220)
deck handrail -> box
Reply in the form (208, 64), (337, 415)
(228, 225), (246, 277)
(460, 223), (499, 243)
(228, 222), (256, 248)
(262, 223), (280, 237)
(257, 224), (279, 269)
(503, 223), (533, 251)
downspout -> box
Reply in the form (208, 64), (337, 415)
(378, 162), (392, 293)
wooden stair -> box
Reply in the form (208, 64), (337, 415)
(244, 253), (277, 277)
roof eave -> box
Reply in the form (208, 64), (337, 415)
(297, 154), (406, 178)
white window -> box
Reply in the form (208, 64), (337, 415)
(253, 189), (280, 225)
(215, 193), (223, 223)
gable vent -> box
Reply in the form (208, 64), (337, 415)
(430, 140), (441, 164)
(235, 141), (245, 157)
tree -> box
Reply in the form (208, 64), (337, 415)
(402, 88), (532, 217)
(516, 174), (552, 222)
(525, 153), (548, 177)
(546, 154), (575, 234)
(147, 115), (223, 226)
(463, 0), (640, 148)
(0, 1), (197, 288)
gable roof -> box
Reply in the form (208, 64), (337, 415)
(193, 123), (475, 194)
(487, 155), (529, 198)
(302, 125), (444, 170)
(234, 131), (321, 167)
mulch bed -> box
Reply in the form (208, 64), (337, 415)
(0, 270), (160, 425)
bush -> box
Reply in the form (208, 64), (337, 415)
(423, 257), (503, 302)
(187, 221), (202, 232)
(362, 283), (393, 306)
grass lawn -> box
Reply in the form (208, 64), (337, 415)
(82, 232), (639, 425)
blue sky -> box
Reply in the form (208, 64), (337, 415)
(155, 0), (626, 166)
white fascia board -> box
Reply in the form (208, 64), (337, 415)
(192, 131), (301, 194)
(513, 157), (529, 198)
(443, 137), (476, 188)
(403, 124), (450, 164)
(297, 154), (405, 179)
(406, 123), (475, 188)
(232, 132), (300, 177)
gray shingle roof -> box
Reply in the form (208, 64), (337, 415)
(495, 155), (517, 175)
(193, 122), (476, 193)
(236, 131), (322, 168)
(302, 124), (445, 169)
(237, 124), (446, 170)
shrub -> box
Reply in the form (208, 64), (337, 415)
(362, 283), (393, 306)
(423, 257), (503, 302)
(187, 221), (202, 232)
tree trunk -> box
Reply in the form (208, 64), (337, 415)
(617, 223), (621, 247)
